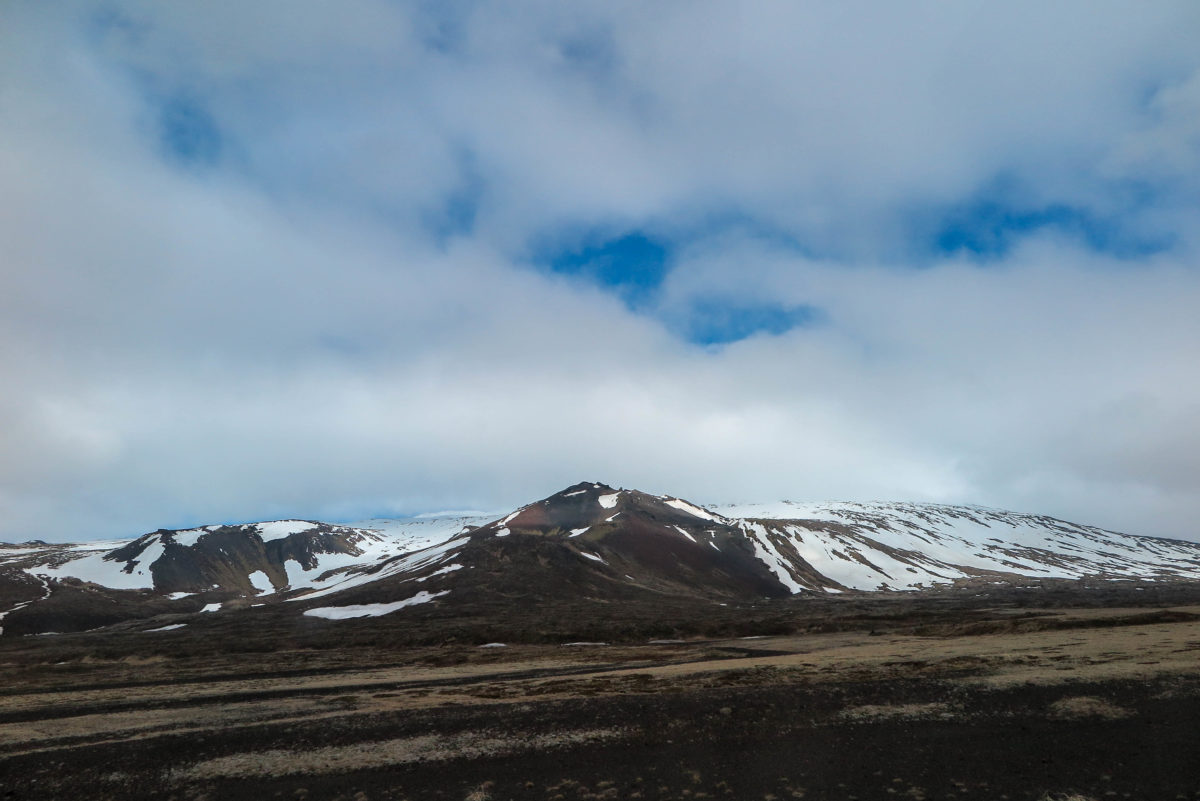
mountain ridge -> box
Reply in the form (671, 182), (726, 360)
(2, 481), (1199, 636)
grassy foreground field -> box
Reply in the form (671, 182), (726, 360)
(3, 590), (1200, 800)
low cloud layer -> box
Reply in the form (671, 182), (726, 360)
(2, 2), (1199, 541)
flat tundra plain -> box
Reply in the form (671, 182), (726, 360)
(3, 596), (1200, 800)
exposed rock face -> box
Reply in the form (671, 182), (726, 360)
(0, 521), (391, 633)
(76, 522), (384, 596)
(460, 482), (793, 600)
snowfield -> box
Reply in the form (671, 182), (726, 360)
(713, 501), (1200, 591)
(31, 540), (165, 590)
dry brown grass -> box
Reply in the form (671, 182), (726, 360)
(4, 604), (1199, 766)
(838, 702), (956, 721)
(174, 727), (627, 781)
(1048, 696), (1133, 720)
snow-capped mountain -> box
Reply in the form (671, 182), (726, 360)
(0, 515), (485, 634)
(2, 482), (1199, 635)
(710, 499), (1200, 591)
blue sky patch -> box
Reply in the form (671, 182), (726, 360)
(426, 149), (483, 242)
(558, 26), (618, 80)
(158, 93), (221, 167)
(545, 231), (670, 309)
(932, 199), (1170, 259)
(681, 299), (823, 346)
(538, 228), (823, 345)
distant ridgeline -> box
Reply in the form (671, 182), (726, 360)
(3, 481), (1200, 636)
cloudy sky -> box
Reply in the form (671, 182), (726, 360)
(3, 2), (1199, 543)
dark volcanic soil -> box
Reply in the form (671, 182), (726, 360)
(4, 588), (1200, 801)
(8, 676), (1196, 801)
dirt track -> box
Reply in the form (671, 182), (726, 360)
(3, 601), (1200, 800)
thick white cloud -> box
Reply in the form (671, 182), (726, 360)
(1, 1), (1198, 541)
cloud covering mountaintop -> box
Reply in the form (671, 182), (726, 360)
(2, 1), (1199, 541)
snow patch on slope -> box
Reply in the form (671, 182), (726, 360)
(248, 571), (274, 594)
(303, 590), (449, 620)
(169, 528), (211, 547)
(673, 526), (697, 544)
(0, 575), (51, 635)
(743, 523), (806, 593)
(416, 564), (462, 581)
(31, 539), (165, 590)
(257, 520), (317, 542)
(284, 518), (468, 602)
(665, 499), (719, 522)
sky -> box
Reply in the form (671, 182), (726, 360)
(2, 1), (1199, 543)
